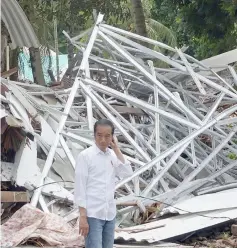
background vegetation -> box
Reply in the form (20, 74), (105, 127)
(1, 0), (237, 84)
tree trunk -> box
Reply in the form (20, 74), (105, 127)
(130, 0), (147, 37)
(29, 47), (45, 85)
(68, 41), (74, 66)
(67, 1), (75, 67)
(1, 35), (7, 72)
(66, 18), (75, 86)
(1, 21), (8, 72)
(47, 46), (56, 83)
(9, 48), (19, 81)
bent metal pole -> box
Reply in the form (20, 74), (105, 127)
(31, 13), (104, 207)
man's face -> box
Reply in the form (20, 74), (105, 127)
(95, 125), (113, 151)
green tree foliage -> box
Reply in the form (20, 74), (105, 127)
(146, 18), (176, 47)
(17, 0), (179, 83)
(17, 0), (131, 84)
(130, 0), (147, 37)
(56, 0), (131, 53)
(152, 0), (237, 59)
(18, 0), (132, 54)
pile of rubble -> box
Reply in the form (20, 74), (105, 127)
(181, 223), (237, 248)
(1, 13), (237, 247)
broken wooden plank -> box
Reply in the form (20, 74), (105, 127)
(1, 191), (29, 202)
(1, 67), (18, 78)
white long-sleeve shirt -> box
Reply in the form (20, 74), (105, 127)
(74, 144), (133, 221)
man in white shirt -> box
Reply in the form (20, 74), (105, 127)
(74, 119), (133, 248)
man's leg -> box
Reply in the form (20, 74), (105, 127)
(102, 218), (115, 248)
(85, 217), (104, 248)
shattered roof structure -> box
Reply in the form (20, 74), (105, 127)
(1, 13), (237, 246)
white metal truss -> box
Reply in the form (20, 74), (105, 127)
(1, 13), (237, 226)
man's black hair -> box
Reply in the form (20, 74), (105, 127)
(94, 119), (115, 135)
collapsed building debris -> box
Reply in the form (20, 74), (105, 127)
(1, 204), (84, 247)
(1, 13), (237, 247)
(114, 189), (237, 243)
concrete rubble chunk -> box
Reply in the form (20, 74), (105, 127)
(231, 224), (237, 236)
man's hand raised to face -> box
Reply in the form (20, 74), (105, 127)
(110, 135), (119, 150)
(79, 216), (89, 237)
(110, 135), (126, 164)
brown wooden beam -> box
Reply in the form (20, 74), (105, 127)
(1, 67), (18, 78)
(1, 191), (29, 203)
(116, 201), (138, 206)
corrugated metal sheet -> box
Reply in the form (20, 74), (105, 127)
(161, 188), (237, 215)
(114, 242), (192, 247)
(115, 208), (237, 243)
(1, 0), (40, 49)
(201, 48), (237, 72)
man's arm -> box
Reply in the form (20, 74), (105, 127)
(79, 207), (88, 237)
(74, 153), (89, 237)
(111, 136), (133, 178)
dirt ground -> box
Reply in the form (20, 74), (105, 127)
(180, 223), (237, 248)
